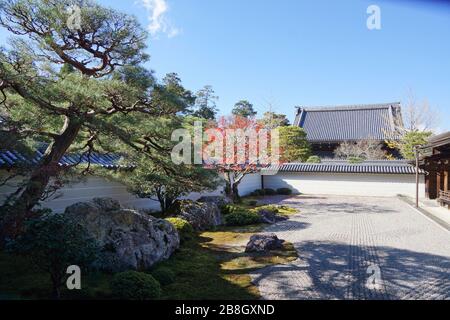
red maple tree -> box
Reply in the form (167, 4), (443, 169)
(203, 115), (280, 202)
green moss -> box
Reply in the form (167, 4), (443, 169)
(165, 217), (194, 243)
(0, 200), (299, 300)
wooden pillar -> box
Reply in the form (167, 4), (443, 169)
(444, 170), (449, 192)
(427, 171), (438, 199)
(437, 170), (442, 198)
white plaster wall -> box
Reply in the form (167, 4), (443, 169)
(263, 172), (425, 198)
(0, 172), (261, 213)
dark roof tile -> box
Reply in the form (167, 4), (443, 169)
(294, 102), (403, 142)
(263, 160), (422, 175)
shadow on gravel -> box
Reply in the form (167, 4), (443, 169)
(252, 241), (450, 300)
(264, 220), (311, 233)
(291, 202), (397, 215)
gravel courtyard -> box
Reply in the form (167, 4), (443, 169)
(251, 195), (450, 300)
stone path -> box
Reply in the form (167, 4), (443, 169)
(251, 195), (450, 300)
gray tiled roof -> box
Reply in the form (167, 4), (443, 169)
(0, 149), (130, 169)
(262, 160), (422, 175)
(294, 103), (403, 142)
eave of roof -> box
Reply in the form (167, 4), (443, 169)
(424, 131), (450, 149)
(262, 160), (423, 175)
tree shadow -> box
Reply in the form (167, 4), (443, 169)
(264, 220), (311, 233)
(285, 202), (397, 215)
(251, 241), (450, 300)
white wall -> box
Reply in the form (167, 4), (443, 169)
(2, 170), (423, 212)
(0, 172), (261, 213)
(263, 172), (425, 198)
(238, 172), (262, 196)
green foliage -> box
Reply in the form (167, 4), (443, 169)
(151, 267), (176, 286)
(109, 154), (221, 213)
(276, 188), (292, 195)
(246, 200), (258, 206)
(306, 155), (321, 163)
(263, 188), (277, 195)
(398, 131), (433, 160)
(191, 85), (218, 120)
(259, 112), (290, 129)
(0, 0), (198, 218)
(250, 189), (265, 196)
(7, 213), (99, 298)
(232, 100), (257, 118)
(256, 205), (279, 214)
(166, 217), (195, 243)
(224, 210), (260, 226)
(111, 271), (161, 300)
(279, 126), (312, 162)
(348, 156), (364, 164)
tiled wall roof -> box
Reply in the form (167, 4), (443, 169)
(0, 149), (130, 169)
(263, 160), (422, 175)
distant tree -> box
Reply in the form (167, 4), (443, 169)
(306, 155), (321, 163)
(8, 212), (98, 299)
(393, 131), (433, 160)
(335, 140), (386, 160)
(232, 100), (257, 118)
(386, 91), (439, 159)
(192, 85), (218, 120)
(278, 126), (311, 162)
(259, 112), (290, 129)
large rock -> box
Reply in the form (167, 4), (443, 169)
(245, 233), (285, 253)
(257, 209), (288, 224)
(64, 198), (179, 272)
(197, 196), (231, 208)
(170, 200), (222, 231)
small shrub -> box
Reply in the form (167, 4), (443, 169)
(257, 205), (279, 214)
(7, 212), (99, 299)
(246, 200), (258, 206)
(276, 188), (292, 195)
(251, 189), (265, 196)
(263, 188), (277, 196)
(225, 210), (260, 226)
(166, 218), (194, 243)
(220, 204), (240, 215)
(306, 156), (321, 163)
(348, 156), (364, 164)
(111, 271), (161, 300)
(151, 267), (176, 286)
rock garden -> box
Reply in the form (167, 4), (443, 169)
(0, 194), (299, 300)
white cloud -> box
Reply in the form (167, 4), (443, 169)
(139, 0), (180, 38)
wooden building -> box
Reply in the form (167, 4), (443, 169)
(294, 103), (403, 158)
(419, 132), (450, 207)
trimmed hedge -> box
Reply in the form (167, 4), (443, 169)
(111, 271), (161, 300)
(224, 210), (260, 226)
(165, 217), (194, 243)
(151, 267), (176, 286)
(263, 188), (277, 196)
(250, 189), (265, 196)
(276, 188), (292, 195)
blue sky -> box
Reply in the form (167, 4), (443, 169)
(1, 0), (449, 130)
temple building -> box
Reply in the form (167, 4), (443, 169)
(294, 102), (403, 158)
(419, 131), (450, 208)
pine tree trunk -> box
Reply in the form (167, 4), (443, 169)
(1, 116), (82, 240)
